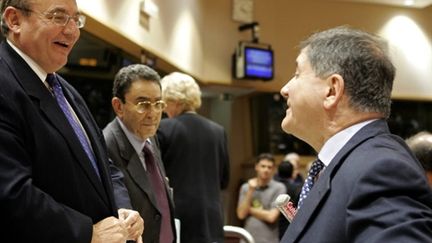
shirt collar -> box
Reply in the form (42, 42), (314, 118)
(7, 39), (48, 82)
(319, 119), (377, 166)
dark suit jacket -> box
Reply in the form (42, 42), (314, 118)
(103, 119), (176, 243)
(157, 112), (230, 243)
(0, 41), (130, 242)
(281, 119), (432, 243)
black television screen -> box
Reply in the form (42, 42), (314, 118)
(244, 46), (274, 80)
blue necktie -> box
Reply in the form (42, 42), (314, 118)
(297, 159), (325, 209)
(46, 73), (101, 179)
(143, 142), (173, 243)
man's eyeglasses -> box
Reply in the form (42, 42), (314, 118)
(128, 100), (167, 113)
(46, 10), (86, 29)
(15, 7), (86, 29)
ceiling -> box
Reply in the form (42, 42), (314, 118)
(329, 0), (432, 8)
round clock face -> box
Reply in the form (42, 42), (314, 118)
(233, 0), (253, 23)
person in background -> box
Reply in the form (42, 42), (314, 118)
(283, 152), (304, 184)
(406, 131), (432, 186)
(279, 26), (432, 242)
(237, 153), (286, 243)
(274, 160), (302, 239)
(0, 0), (143, 242)
(156, 72), (230, 243)
(103, 64), (176, 243)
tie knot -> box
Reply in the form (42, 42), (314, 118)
(46, 73), (59, 88)
(309, 159), (325, 177)
(143, 141), (153, 154)
(297, 158), (325, 209)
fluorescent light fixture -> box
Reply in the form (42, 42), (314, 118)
(404, 0), (414, 6)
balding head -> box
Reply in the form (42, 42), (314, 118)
(284, 152), (300, 168)
(406, 131), (432, 172)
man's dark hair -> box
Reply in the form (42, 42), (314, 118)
(112, 64), (161, 102)
(256, 153), (275, 164)
(278, 161), (294, 178)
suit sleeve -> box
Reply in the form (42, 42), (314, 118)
(109, 157), (133, 209)
(101, 127), (132, 210)
(346, 155), (432, 243)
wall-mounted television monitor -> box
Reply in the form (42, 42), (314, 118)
(233, 42), (274, 81)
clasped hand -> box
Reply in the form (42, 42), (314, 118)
(91, 208), (144, 243)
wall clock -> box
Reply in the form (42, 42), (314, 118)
(232, 0), (253, 23)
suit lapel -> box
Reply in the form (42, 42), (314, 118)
(285, 164), (331, 242)
(1, 43), (110, 206)
(127, 153), (160, 208)
(38, 83), (110, 206)
(112, 120), (160, 208)
(284, 120), (387, 242)
(58, 80), (110, 204)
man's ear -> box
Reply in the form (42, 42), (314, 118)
(111, 97), (124, 118)
(3, 7), (23, 34)
(323, 74), (344, 110)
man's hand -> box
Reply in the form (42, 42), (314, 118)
(237, 177), (260, 220)
(248, 178), (258, 190)
(91, 216), (128, 243)
(118, 208), (144, 241)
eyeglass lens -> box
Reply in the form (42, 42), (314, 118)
(51, 11), (85, 28)
(136, 101), (166, 113)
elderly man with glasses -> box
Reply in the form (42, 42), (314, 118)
(0, 0), (143, 242)
(103, 64), (177, 243)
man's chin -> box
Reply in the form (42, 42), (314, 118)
(281, 118), (292, 133)
(139, 130), (156, 139)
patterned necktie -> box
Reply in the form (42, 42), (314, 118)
(297, 158), (325, 209)
(143, 142), (173, 243)
(46, 73), (100, 179)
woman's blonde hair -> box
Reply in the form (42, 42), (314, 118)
(161, 72), (202, 111)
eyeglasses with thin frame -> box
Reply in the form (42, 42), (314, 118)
(127, 100), (167, 113)
(14, 7), (86, 29)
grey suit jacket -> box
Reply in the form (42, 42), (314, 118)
(281, 119), (432, 243)
(103, 119), (176, 243)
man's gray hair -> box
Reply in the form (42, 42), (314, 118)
(300, 26), (395, 118)
(1, 0), (32, 35)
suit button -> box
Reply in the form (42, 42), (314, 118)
(154, 214), (161, 221)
